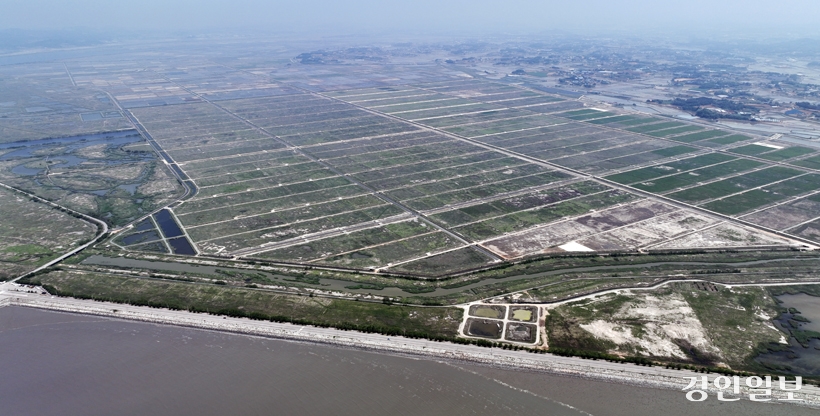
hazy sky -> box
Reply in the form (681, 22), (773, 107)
(2, 0), (820, 38)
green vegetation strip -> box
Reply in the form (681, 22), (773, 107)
(23, 270), (463, 338)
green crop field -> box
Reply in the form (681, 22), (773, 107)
(759, 146), (816, 161)
(729, 144), (773, 156)
(706, 134), (752, 145)
(651, 145), (697, 157)
(668, 166), (803, 203)
(702, 189), (786, 215)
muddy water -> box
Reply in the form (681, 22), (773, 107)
(0, 306), (812, 416)
(755, 293), (820, 375)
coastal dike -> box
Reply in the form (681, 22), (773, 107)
(2, 288), (819, 408)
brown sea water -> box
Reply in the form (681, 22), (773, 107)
(0, 306), (813, 416)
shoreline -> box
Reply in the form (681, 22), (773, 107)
(2, 293), (819, 408)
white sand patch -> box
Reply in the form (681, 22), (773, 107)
(559, 241), (595, 252)
(579, 293), (722, 359)
(753, 141), (784, 149)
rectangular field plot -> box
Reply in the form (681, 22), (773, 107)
(629, 159), (763, 194)
(353, 93), (448, 106)
(654, 223), (794, 249)
(254, 220), (444, 264)
(547, 142), (672, 173)
(480, 198), (691, 257)
(586, 115), (640, 125)
(388, 247), (493, 275)
(421, 109), (534, 128)
(493, 96), (564, 108)
(521, 100), (585, 114)
(600, 117), (660, 128)
(456, 190), (639, 242)
(377, 98), (475, 113)
(729, 144), (776, 156)
(667, 130), (729, 143)
(759, 146), (816, 161)
(177, 184), (368, 226)
(713, 174), (820, 219)
(667, 166), (803, 203)
(652, 145), (698, 157)
(701, 190), (786, 215)
(587, 147), (699, 172)
(442, 115), (564, 138)
(705, 134), (752, 145)
(786, 219), (820, 244)
(578, 210), (717, 251)
(791, 155), (820, 170)
(743, 195), (820, 230)
(646, 125), (703, 137)
(562, 111), (618, 121)
(315, 232), (464, 269)
(428, 181), (607, 227)
(559, 109), (602, 118)
(397, 103), (506, 120)
(605, 153), (736, 184)
(391, 170), (572, 212)
(626, 121), (686, 134)
(196, 204), (406, 254)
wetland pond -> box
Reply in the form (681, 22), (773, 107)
(0, 130), (150, 176)
(755, 293), (820, 376)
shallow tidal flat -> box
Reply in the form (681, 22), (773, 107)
(0, 306), (816, 416)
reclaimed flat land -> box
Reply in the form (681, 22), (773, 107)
(0, 187), (96, 280)
(1, 58), (803, 277)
